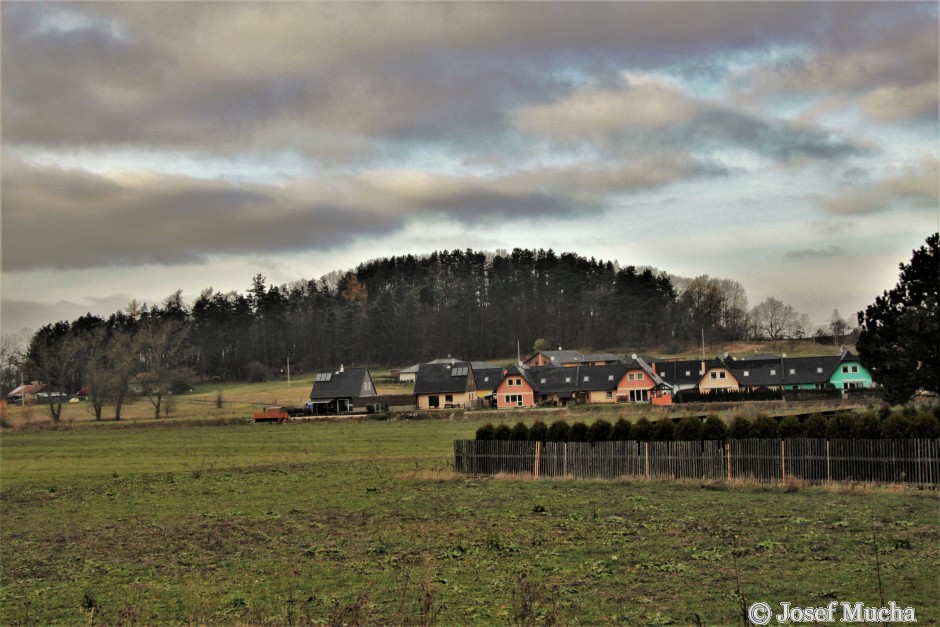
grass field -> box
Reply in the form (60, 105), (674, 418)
(1, 417), (937, 625)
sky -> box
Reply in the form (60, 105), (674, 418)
(2, 1), (938, 337)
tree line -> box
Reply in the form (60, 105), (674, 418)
(6, 248), (848, 421)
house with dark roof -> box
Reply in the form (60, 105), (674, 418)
(473, 365), (507, 406)
(654, 359), (707, 393)
(722, 350), (873, 392)
(307, 366), (378, 415)
(413, 361), (478, 409)
(396, 357), (460, 382)
(616, 356), (673, 405)
(494, 363), (630, 408)
(523, 349), (622, 367)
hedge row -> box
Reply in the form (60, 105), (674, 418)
(475, 406), (940, 442)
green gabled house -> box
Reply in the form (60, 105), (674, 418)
(828, 350), (874, 389)
(726, 350), (875, 392)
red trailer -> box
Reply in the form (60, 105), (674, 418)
(252, 406), (289, 424)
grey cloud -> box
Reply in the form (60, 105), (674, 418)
(822, 158), (939, 216)
(785, 246), (844, 259)
(4, 2), (922, 157)
(740, 10), (938, 123)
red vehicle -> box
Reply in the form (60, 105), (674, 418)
(252, 406), (289, 424)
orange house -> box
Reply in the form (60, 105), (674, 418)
(616, 356), (673, 405)
(494, 366), (537, 409)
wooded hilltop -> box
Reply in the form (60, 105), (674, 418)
(12, 248), (848, 416)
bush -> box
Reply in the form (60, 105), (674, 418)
(476, 423), (495, 440)
(750, 415), (778, 439)
(611, 418), (632, 441)
(652, 419), (674, 442)
(826, 413), (855, 439)
(493, 424), (511, 441)
(546, 420), (569, 442)
(588, 419), (612, 442)
(910, 410), (940, 438)
(728, 416), (751, 439)
(568, 421), (589, 442)
(701, 415), (727, 441)
(528, 420), (548, 442)
(246, 361), (270, 383)
(170, 374), (192, 395)
(777, 415), (804, 438)
(674, 416), (702, 441)
(851, 411), (882, 439)
(632, 417), (653, 441)
(510, 421), (529, 441)
(880, 411), (912, 439)
(803, 414), (827, 438)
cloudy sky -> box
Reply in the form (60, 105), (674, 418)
(2, 1), (938, 336)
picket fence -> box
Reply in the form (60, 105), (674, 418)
(453, 439), (940, 487)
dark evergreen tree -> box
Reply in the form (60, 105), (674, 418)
(857, 233), (939, 404)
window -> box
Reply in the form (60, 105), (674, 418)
(445, 394), (453, 403)
(842, 366), (848, 374)
(719, 371), (726, 379)
(770, 369), (776, 375)
(710, 372), (718, 380)
(504, 394), (523, 407)
(628, 373), (635, 381)
(789, 369), (795, 375)
(315, 372), (332, 382)
(515, 378), (522, 386)
(817, 367), (823, 373)
(685, 370), (691, 376)
(743, 371), (750, 377)
(606, 391), (613, 399)
(637, 373), (644, 380)
(583, 376), (590, 382)
(608, 375), (614, 381)
(565, 377), (571, 383)
(451, 366), (468, 377)
(507, 379), (515, 387)
(851, 366), (858, 373)
(483, 376), (490, 382)
(540, 378), (546, 384)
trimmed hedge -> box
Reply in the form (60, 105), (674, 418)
(474, 407), (940, 442)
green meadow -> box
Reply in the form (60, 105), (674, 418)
(2, 419), (937, 625)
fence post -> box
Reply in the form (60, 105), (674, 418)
(781, 439), (786, 483)
(826, 439), (831, 483)
(563, 442), (567, 477)
(534, 441), (541, 478)
(726, 440), (731, 482)
(645, 442), (650, 479)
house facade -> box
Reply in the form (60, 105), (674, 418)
(307, 366), (379, 415)
(414, 362), (478, 409)
(616, 357), (673, 405)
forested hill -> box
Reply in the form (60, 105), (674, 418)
(25, 248), (802, 384)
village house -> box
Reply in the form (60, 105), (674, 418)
(307, 365), (379, 415)
(413, 361), (478, 409)
(523, 349), (623, 367)
(616, 356), (673, 405)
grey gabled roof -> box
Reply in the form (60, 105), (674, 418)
(653, 359), (711, 386)
(525, 350), (623, 365)
(575, 363), (628, 391)
(474, 366), (506, 391)
(623, 357), (668, 388)
(413, 361), (477, 395)
(309, 367), (377, 399)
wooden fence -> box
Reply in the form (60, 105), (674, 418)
(453, 439), (940, 487)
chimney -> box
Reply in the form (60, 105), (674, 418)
(339, 364), (344, 373)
